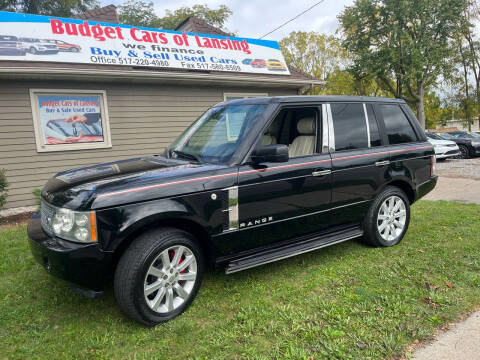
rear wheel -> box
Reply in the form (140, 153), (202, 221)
(363, 186), (410, 247)
(30, 46), (36, 54)
(114, 227), (204, 326)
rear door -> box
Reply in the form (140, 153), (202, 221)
(376, 103), (431, 184)
(327, 102), (390, 227)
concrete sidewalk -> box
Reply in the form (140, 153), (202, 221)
(413, 311), (480, 360)
(413, 173), (480, 359)
(423, 176), (480, 204)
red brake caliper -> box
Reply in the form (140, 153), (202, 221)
(169, 249), (187, 273)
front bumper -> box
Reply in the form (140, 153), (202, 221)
(415, 175), (438, 201)
(27, 213), (113, 291)
(434, 146), (460, 159)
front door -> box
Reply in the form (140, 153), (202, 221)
(226, 105), (332, 254)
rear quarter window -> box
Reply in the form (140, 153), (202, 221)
(379, 104), (418, 144)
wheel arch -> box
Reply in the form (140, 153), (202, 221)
(110, 215), (215, 275)
(383, 179), (416, 204)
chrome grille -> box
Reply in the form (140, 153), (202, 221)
(40, 201), (55, 235)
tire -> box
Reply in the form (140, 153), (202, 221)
(30, 47), (36, 54)
(70, 47), (79, 53)
(363, 186), (410, 247)
(458, 145), (470, 159)
(114, 227), (204, 326)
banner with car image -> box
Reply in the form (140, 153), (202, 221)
(0, 11), (290, 75)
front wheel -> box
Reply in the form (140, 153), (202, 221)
(114, 228), (204, 326)
(363, 186), (410, 247)
(458, 145), (470, 159)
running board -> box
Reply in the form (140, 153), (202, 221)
(225, 227), (363, 274)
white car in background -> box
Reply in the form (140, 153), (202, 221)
(18, 37), (58, 55)
(425, 132), (460, 160)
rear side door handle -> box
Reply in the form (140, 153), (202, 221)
(375, 160), (390, 167)
(312, 169), (332, 177)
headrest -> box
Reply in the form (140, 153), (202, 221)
(266, 120), (281, 135)
(296, 117), (315, 135)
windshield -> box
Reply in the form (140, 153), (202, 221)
(168, 104), (268, 164)
(437, 133), (454, 140)
(449, 132), (474, 139)
(425, 133), (442, 140)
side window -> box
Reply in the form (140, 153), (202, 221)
(379, 104), (418, 144)
(261, 107), (319, 158)
(331, 103), (368, 151)
(366, 104), (381, 147)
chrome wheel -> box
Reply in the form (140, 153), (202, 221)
(144, 245), (197, 313)
(459, 145), (469, 159)
(377, 195), (406, 242)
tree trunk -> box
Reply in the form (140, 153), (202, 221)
(416, 84), (426, 129)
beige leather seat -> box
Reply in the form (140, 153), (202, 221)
(289, 117), (316, 157)
(261, 120), (280, 146)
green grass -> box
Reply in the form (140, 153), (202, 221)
(1, 201), (480, 360)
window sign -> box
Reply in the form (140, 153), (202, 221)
(30, 89), (112, 152)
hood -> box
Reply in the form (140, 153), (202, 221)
(427, 138), (457, 146)
(42, 156), (230, 210)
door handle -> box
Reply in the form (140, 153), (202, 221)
(375, 160), (390, 167)
(312, 169), (332, 177)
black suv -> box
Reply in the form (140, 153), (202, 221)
(28, 96), (437, 325)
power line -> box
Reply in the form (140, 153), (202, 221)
(259, 0), (327, 39)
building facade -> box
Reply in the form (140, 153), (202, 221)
(0, 7), (321, 210)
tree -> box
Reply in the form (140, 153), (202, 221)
(457, 0), (480, 129)
(280, 31), (388, 96)
(158, 4), (232, 31)
(339, 0), (468, 128)
(0, 0), (99, 17)
(118, 1), (232, 32)
(280, 32), (348, 83)
(118, 0), (159, 28)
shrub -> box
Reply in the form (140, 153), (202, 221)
(0, 169), (8, 212)
(33, 188), (42, 210)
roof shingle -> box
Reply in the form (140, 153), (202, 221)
(73, 4), (119, 23)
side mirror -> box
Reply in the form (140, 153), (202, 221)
(251, 144), (289, 163)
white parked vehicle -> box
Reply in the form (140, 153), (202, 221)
(425, 132), (460, 160)
(18, 37), (58, 54)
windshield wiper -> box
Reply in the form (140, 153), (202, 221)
(171, 150), (201, 163)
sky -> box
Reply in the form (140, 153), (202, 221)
(100, 0), (355, 40)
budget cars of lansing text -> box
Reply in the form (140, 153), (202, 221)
(28, 96), (437, 325)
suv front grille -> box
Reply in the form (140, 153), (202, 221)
(40, 201), (55, 235)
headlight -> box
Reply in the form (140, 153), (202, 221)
(472, 141), (480, 146)
(42, 202), (97, 243)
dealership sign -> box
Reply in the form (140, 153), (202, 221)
(0, 11), (290, 75)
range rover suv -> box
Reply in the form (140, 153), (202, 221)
(28, 96), (437, 325)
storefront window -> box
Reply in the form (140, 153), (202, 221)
(30, 89), (112, 152)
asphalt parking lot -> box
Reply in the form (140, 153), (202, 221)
(423, 158), (480, 204)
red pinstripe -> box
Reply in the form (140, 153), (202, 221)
(97, 145), (433, 199)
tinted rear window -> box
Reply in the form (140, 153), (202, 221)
(0, 36), (17, 41)
(331, 103), (368, 151)
(379, 105), (418, 144)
